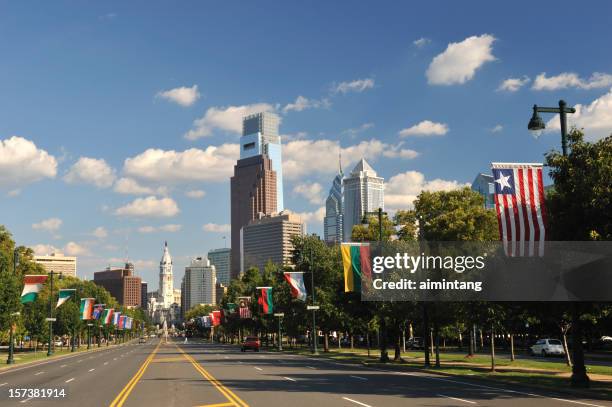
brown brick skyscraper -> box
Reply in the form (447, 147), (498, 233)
(230, 155), (277, 279)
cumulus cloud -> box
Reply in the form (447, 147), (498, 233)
(92, 226), (108, 239)
(63, 241), (91, 256)
(64, 157), (116, 188)
(545, 88), (612, 141)
(498, 76), (530, 92)
(386, 171), (469, 210)
(282, 96), (330, 113)
(185, 189), (206, 199)
(293, 183), (324, 205)
(413, 37), (431, 48)
(295, 207), (325, 226)
(113, 177), (167, 195)
(426, 34), (496, 85)
(138, 224), (182, 233)
(31, 244), (60, 256)
(284, 138), (416, 180)
(332, 78), (375, 94)
(399, 120), (449, 137)
(114, 196), (180, 218)
(342, 123), (374, 137)
(490, 124), (503, 133)
(0, 136), (57, 188)
(532, 72), (612, 91)
(184, 103), (276, 140)
(123, 144), (239, 183)
(32, 217), (62, 232)
(156, 85), (200, 107)
(203, 223), (231, 233)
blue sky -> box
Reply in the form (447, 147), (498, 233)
(1, 1), (611, 290)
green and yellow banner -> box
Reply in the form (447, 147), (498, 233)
(341, 243), (372, 292)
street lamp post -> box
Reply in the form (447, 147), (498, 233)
(309, 249), (319, 355)
(47, 271), (62, 357)
(274, 313), (284, 351)
(6, 312), (21, 364)
(87, 324), (93, 349)
(528, 100), (589, 388)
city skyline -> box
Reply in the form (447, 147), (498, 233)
(2, 2), (612, 291)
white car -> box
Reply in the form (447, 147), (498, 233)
(531, 338), (565, 357)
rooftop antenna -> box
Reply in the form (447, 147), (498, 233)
(338, 145), (343, 175)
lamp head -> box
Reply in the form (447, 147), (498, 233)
(528, 105), (545, 139)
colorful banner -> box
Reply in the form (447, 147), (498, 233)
(238, 297), (252, 319)
(92, 304), (105, 320)
(112, 311), (121, 326)
(226, 303), (237, 314)
(20, 275), (48, 304)
(80, 298), (95, 320)
(211, 310), (222, 326)
(56, 288), (75, 308)
(125, 317), (132, 330)
(201, 315), (211, 328)
(102, 308), (114, 325)
(341, 243), (371, 293)
(283, 272), (307, 301)
(118, 315), (126, 330)
(257, 287), (273, 315)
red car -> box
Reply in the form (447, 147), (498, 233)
(241, 336), (260, 352)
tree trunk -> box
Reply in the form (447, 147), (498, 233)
(324, 332), (329, 352)
(423, 304), (430, 367)
(430, 329), (434, 357)
(480, 329), (484, 349)
(510, 333), (515, 362)
(562, 330), (572, 366)
(379, 318), (389, 362)
(490, 326), (496, 372)
(394, 332), (401, 361)
(434, 323), (440, 368)
(468, 328), (474, 357)
(366, 331), (370, 357)
(350, 334), (354, 350)
(338, 333), (341, 349)
(571, 304), (589, 387)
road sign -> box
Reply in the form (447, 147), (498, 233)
(45, 318), (56, 322)
(273, 313), (285, 317)
(307, 305), (320, 310)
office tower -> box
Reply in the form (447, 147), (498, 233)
(241, 112), (284, 211)
(241, 211), (305, 274)
(33, 252), (77, 277)
(471, 173), (495, 209)
(343, 158), (385, 241)
(141, 281), (148, 310)
(208, 248), (231, 285)
(324, 155), (344, 244)
(93, 262), (142, 307)
(230, 155), (277, 279)
(159, 241), (174, 308)
(183, 257), (216, 310)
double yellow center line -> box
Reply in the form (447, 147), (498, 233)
(109, 341), (161, 407)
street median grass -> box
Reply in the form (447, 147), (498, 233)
(268, 346), (612, 401)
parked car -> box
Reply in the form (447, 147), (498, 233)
(531, 338), (565, 357)
(241, 336), (260, 352)
(138, 337), (146, 344)
(408, 337), (424, 350)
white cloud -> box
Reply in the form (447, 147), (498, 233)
(92, 226), (108, 239)
(113, 177), (167, 195)
(332, 78), (375, 94)
(32, 217), (62, 232)
(64, 157), (116, 188)
(293, 183), (324, 205)
(490, 124), (503, 133)
(386, 171), (469, 210)
(295, 207), (325, 226)
(498, 76), (530, 92)
(532, 72), (612, 91)
(382, 147), (419, 159)
(185, 189), (206, 199)
(156, 84), (200, 107)
(399, 120), (449, 137)
(138, 224), (182, 233)
(426, 34), (496, 85)
(545, 88), (612, 141)
(282, 96), (330, 113)
(0, 136), (57, 188)
(413, 37), (431, 48)
(63, 241), (91, 256)
(342, 123), (374, 137)
(184, 103), (276, 140)
(203, 223), (230, 233)
(123, 144), (239, 183)
(284, 138), (416, 180)
(31, 244), (59, 256)
(114, 196), (180, 218)
(7, 189), (20, 197)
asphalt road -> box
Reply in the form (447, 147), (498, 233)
(1, 338), (610, 407)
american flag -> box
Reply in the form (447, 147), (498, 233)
(238, 296), (252, 319)
(491, 163), (548, 257)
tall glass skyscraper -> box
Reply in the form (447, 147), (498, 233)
(343, 158), (384, 241)
(324, 158), (344, 244)
(240, 112), (284, 211)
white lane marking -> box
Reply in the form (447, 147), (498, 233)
(20, 397), (33, 403)
(258, 355), (265, 358)
(283, 376), (296, 382)
(254, 367), (263, 371)
(113, 358), (117, 360)
(437, 394), (476, 404)
(237, 361), (243, 364)
(77, 359), (83, 363)
(65, 378), (75, 383)
(342, 397), (372, 407)
(350, 375), (368, 381)
(224, 356), (229, 359)
(104, 362), (108, 365)
(88, 368), (95, 372)
(0, 382), (8, 386)
(550, 399), (610, 407)
(306, 366), (316, 369)
(34, 371), (44, 375)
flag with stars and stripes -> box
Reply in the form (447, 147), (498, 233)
(491, 163), (548, 257)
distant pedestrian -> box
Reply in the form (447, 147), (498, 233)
(184, 336), (188, 344)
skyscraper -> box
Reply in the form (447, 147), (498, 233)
(240, 112), (284, 211)
(208, 248), (231, 285)
(159, 241), (174, 308)
(324, 154), (344, 244)
(183, 257), (216, 310)
(343, 158), (385, 241)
